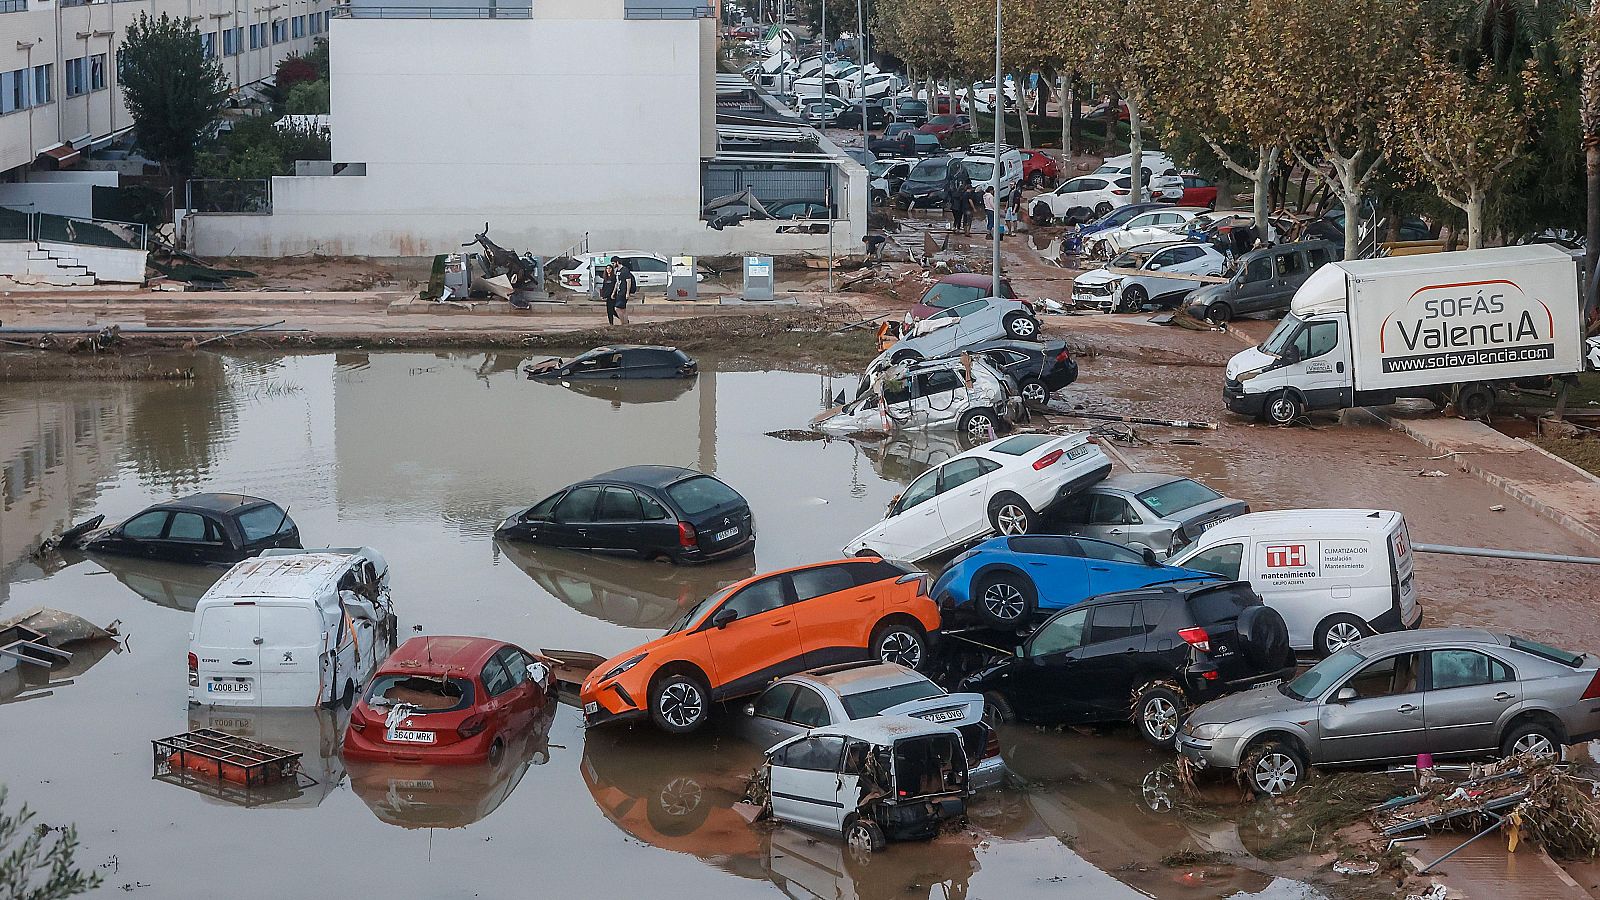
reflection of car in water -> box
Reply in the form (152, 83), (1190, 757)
(545, 376), (696, 406)
(857, 431), (976, 485)
(762, 825), (980, 900)
(185, 705), (351, 808)
(0, 635), (119, 706)
(495, 540), (755, 630)
(348, 699), (556, 828)
(64, 553), (226, 611)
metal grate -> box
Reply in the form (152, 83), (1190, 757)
(703, 162), (829, 208)
(331, 3), (532, 17)
(152, 729), (311, 807)
(187, 178), (273, 214)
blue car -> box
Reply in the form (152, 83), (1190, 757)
(932, 534), (1215, 627)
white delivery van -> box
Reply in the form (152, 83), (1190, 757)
(189, 548), (396, 708)
(960, 143), (1027, 204)
(1166, 509), (1420, 656)
(1224, 245), (1585, 425)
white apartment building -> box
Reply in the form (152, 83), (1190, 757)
(0, 0), (330, 180)
(186, 0), (867, 259)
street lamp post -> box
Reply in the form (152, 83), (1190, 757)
(990, 0), (1001, 299)
(857, 0), (867, 155)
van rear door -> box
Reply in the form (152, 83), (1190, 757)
(1388, 518), (1419, 627)
(195, 603), (261, 706)
(258, 603), (325, 707)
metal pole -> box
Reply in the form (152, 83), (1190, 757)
(1412, 543), (1600, 567)
(857, 0), (867, 154)
(990, 0), (1002, 298)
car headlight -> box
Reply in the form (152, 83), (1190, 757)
(1187, 722), (1224, 740)
(599, 653), (647, 682)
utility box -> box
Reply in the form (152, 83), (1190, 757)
(667, 255), (697, 301)
(743, 255), (775, 301)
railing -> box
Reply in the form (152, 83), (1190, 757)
(0, 206), (147, 250)
(187, 178), (273, 214)
(330, 3), (532, 18)
(625, 4), (712, 18)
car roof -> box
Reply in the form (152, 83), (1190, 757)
(1078, 578), (1243, 605)
(1200, 509), (1400, 542)
(578, 344), (681, 355)
(962, 338), (1045, 355)
(789, 662), (932, 696)
(590, 465), (704, 488)
(202, 551), (361, 602)
(382, 635), (505, 673)
(1094, 472), (1193, 492)
(166, 493), (273, 513)
(1238, 240), (1339, 260)
(1344, 628), (1508, 655)
(805, 714), (957, 744)
(938, 273), (1010, 288)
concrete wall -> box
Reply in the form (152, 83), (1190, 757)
(0, 182), (94, 218)
(39, 240), (146, 282)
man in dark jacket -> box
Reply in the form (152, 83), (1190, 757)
(612, 260), (637, 326)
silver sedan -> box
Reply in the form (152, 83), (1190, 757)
(1177, 628), (1600, 796)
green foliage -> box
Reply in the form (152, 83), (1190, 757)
(195, 114), (331, 179)
(0, 786), (101, 900)
(117, 13), (231, 180)
(285, 79), (330, 115)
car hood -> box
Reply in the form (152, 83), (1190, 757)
(1187, 681), (1304, 729)
(1186, 282), (1231, 306)
(1225, 346), (1276, 381)
(1074, 269), (1118, 288)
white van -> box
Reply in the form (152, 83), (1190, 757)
(960, 143), (1026, 204)
(1166, 509), (1420, 656)
(189, 548), (396, 708)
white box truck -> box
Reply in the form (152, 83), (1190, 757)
(1224, 245), (1586, 424)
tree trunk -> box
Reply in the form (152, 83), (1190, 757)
(1126, 91), (1143, 202)
(1465, 188), (1486, 250)
(1587, 140), (1600, 314)
(1340, 166), (1361, 260)
(1016, 73), (1032, 150)
(1060, 74), (1071, 166)
(1252, 147), (1277, 244)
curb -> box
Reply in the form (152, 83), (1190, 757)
(1369, 410), (1600, 549)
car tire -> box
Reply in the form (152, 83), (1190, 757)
(1003, 313), (1040, 340)
(1027, 172), (1044, 189)
(1240, 738), (1307, 797)
(891, 349), (922, 365)
(1313, 614), (1370, 657)
(650, 672), (710, 734)
(845, 817), (887, 867)
(1134, 682), (1187, 749)
(1455, 382), (1496, 420)
(1094, 202), (1113, 217)
(982, 691), (1016, 726)
(1264, 390), (1305, 427)
(1501, 720), (1565, 761)
(1120, 284), (1149, 313)
(959, 408), (1001, 442)
(1019, 377), (1050, 409)
(871, 620), (927, 670)
(974, 570), (1036, 626)
(988, 494), (1038, 537)
(1204, 302), (1232, 325)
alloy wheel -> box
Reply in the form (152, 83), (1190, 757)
(660, 682), (703, 729)
(966, 414), (996, 440)
(1512, 733), (1556, 758)
(1022, 381), (1048, 406)
(1143, 697), (1180, 743)
(982, 583), (1026, 621)
(995, 504), (1030, 535)
(1252, 752), (1301, 795)
(846, 823), (875, 865)
(1010, 317), (1037, 338)
(1269, 396), (1298, 423)
(1325, 621), (1365, 653)
(877, 630), (923, 668)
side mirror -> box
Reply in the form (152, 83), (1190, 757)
(1013, 645), (1026, 659)
(712, 608), (739, 629)
(886, 494), (902, 517)
(1334, 686), (1357, 703)
(744, 703), (757, 717)
(527, 662), (550, 687)
(1142, 547), (1160, 567)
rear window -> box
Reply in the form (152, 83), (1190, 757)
(238, 504), (294, 542)
(1136, 479), (1222, 517)
(921, 283), (984, 309)
(664, 475), (742, 516)
(197, 606), (256, 645)
(1187, 584), (1255, 626)
(1509, 636), (1584, 667)
(367, 675), (475, 714)
(841, 678), (943, 719)
(989, 434), (1055, 455)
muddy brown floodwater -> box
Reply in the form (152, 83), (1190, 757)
(4, 344), (1580, 899)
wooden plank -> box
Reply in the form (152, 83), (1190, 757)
(1101, 266), (1230, 284)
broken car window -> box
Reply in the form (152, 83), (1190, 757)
(368, 675), (474, 713)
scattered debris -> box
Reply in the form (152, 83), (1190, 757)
(765, 429), (827, 441)
(1331, 859), (1380, 876)
(1416, 470), (1451, 477)
(1490, 504), (1506, 511)
(1043, 401), (1218, 430)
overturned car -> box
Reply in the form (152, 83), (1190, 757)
(813, 356), (1022, 441)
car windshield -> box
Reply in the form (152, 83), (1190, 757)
(238, 504), (294, 542)
(841, 678), (944, 718)
(668, 585), (734, 634)
(1111, 249), (1157, 269)
(921, 282), (984, 309)
(1136, 479), (1222, 517)
(990, 433), (1055, 455)
(1259, 313), (1305, 357)
(964, 161), (995, 182)
(1282, 648), (1366, 700)
(908, 160), (950, 182)
(664, 475), (741, 516)
(367, 675), (475, 713)
(868, 161), (894, 176)
(1092, 164), (1122, 175)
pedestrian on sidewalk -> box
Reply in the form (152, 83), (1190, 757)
(613, 259), (637, 326)
(983, 187), (997, 235)
(600, 261), (621, 325)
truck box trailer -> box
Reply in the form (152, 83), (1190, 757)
(1223, 245), (1585, 424)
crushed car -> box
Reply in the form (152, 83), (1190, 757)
(814, 356), (1022, 439)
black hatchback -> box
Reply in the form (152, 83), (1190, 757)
(525, 345), (697, 381)
(496, 466), (754, 564)
(958, 581), (1295, 748)
(71, 493), (301, 566)
(962, 339), (1078, 408)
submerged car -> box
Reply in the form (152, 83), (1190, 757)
(842, 432), (1111, 563)
(496, 466), (754, 564)
(1045, 473), (1249, 557)
(738, 662), (1005, 789)
(817, 356), (1021, 440)
(344, 636), (552, 764)
(68, 493), (301, 566)
(525, 346), (697, 380)
(963, 581), (1297, 748)
(1179, 629), (1600, 795)
(932, 534), (1214, 627)
(579, 558), (940, 734)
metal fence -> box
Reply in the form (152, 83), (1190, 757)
(0, 206), (147, 250)
(187, 179), (273, 214)
(331, 3), (532, 18)
(624, 4), (713, 18)
(703, 162), (830, 208)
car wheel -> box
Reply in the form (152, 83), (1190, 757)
(1094, 202), (1113, 217)
(487, 737), (505, 766)
(650, 673), (710, 734)
(1204, 302), (1232, 325)
(1455, 382), (1496, 420)
(871, 620), (927, 670)
(975, 571), (1035, 626)
(1134, 682), (1186, 749)
(1240, 738), (1306, 797)
(982, 691), (1016, 726)
(959, 408), (1001, 442)
(1501, 720), (1564, 761)
(891, 349), (922, 365)
(1019, 377), (1050, 409)
(1264, 390), (1305, 427)
(1030, 201), (1053, 226)
(845, 817), (886, 866)
(1314, 614), (1370, 657)
(988, 495), (1038, 536)
(1120, 284), (1149, 313)
(1003, 313), (1040, 340)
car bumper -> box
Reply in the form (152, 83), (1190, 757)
(1369, 601), (1423, 634)
(1175, 731), (1249, 770)
(1072, 293), (1115, 312)
(582, 680), (649, 727)
(1224, 379), (1266, 417)
(969, 754), (1007, 791)
(342, 728), (494, 764)
(1185, 662), (1298, 705)
(1039, 459), (1114, 510)
(682, 533), (756, 564)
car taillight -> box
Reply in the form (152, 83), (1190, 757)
(1033, 449), (1064, 470)
(1581, 670), (1600, 701)
(1178, 627), (1212, 652)
(983, 730), (1002, 759)
(188, 652), (198, 687)
(678, 522), (697, 549)
(458, 714), (486, 739)
(1201, 670), (1219, 681)
(1111, 189), (1130, 195)
(897, 571), (929, 597)
(1055, 349), (1072, 363)
(349, 706), (368, 732)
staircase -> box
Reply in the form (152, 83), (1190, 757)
(0, 240), (100, 286)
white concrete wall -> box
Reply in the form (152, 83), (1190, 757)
(39, 240), (146, 282)
(0, 182), (95, 218)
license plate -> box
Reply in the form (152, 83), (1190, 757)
(584, 701), (599, 715)
(714, 527), (739, 541)
(390, 779), (434, 791)
(1200, 519), (1219, 533)
(1066, 443), (1094, 459)
(386, 728), (435, 744)
(207, 679), (251, 693)
(917, 708), (965, 723)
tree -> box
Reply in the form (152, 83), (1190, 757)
(0, 787), (101, 900)
(1572, 8), (1600, 312)
(285, 79), (331, 115)
(118, 13), (232, 201)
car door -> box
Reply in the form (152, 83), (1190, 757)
(1073, 601), (1149, 717)
(932, 457), (1000, 545)
(1230, 255), (1277, 314)
(1118, 212), (1165, 249)
(745, 682), (803, 749)
(787, 564), (873, 666)
(164, 511), (230, 565)
(768, 735), (850, 831)
(912, 368), (966, 430)
(702, 574), (805, 696)
(479, 651), (520, 738)
(1269, 248), (1307, 307)
(1002, 606), (1092, 722)
(1422, 648), (1519, 756)
(1075, 494), (1144, 547)
(1075, 538), (1163, 595)
(114, 510), (172, 559)
(1053, 177), (1100, 214)
(1318, 652), (1426, 763)
(1289, 318), (1351, 407)
(194, 602), (261, 705)
(544, 485), (603, 550)
(873, 468), (946, 559)
(1144, 245), (1202, 300)
(1000, 536), (1092, 611)
(626, 255), (670, 288)
(590, 486), (648, 554)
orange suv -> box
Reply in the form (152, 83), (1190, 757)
(580, 558), (941, 734)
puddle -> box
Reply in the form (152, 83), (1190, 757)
(0, 350), (1327, 898)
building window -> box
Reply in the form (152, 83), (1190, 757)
(272, 19), (287, 43)
(65, 57), (86, 97)
(89, 53), (107, 90)
(1, 69), (27, 115)
(200, 32), (216, 59)
(33, 63), (51, 104)
(1, 0), (27, 12)
(223, 26), (243, 55)
(309, 11), (321, 33)
(291, 15), (304, 38)
(249, 23), (262, 49)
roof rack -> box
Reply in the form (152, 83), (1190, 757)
(800, 660), (883, 677)
(964, 141), (1018, 157)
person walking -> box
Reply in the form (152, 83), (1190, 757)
(600, 261), (621, 325)
(982, 186), (998, 235)
(963, 183), (982, 235)
(613, 259), (637, 326)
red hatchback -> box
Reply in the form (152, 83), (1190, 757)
(344, 636), (550, 765)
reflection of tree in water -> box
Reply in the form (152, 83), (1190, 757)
(125, 355), (237, 491)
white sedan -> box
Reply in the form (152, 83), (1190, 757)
(1072, 242), (1228, 313)
(843, 432), (1112, 562)
(1028, 175), (1136, 225)
(1085, 206), (1209, 258)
